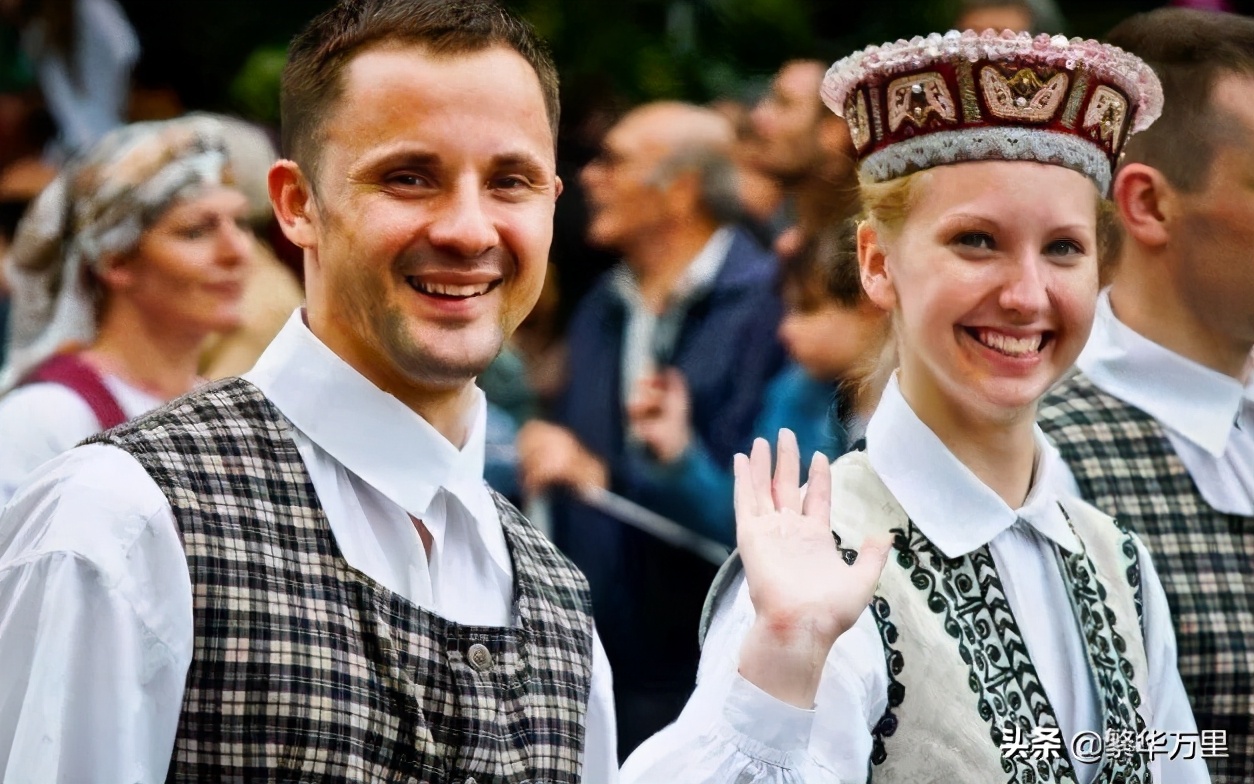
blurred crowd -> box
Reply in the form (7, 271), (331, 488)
(0, 0), (1247, 772)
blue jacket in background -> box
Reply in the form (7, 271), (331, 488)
(647, 363), (847, 548)
(548, 226), (786, 707)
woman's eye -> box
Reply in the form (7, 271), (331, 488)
(177, 224), (211, 240)
(1046, 239), (1084, 256)
(956, 232), (994, 250)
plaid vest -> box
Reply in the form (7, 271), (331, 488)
(88, 378), (595, 784)
(1040, 371), (1253, 784)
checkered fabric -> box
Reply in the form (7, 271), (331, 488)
(88, 377), (595, 784)
(1040, 371), (1253, 784)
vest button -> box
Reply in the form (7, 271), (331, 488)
(465, 778), (478, 784)
(467, 643), (493, 671)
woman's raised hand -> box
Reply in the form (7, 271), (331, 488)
(734, 429), (891, 708)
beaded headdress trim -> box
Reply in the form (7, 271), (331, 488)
(821, 30), (1164, 190)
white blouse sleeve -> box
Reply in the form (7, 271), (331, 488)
(1137, 537), (1213, 784)
(620, 570), (889, 783)
(0, 444), (193, 783)
(0, 383), (103, 509)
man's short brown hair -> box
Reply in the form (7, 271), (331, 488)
(1107, 8), (1254, 191)
(280, 0), (560, 178)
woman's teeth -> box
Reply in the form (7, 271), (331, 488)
(974, 328), (1043, 357)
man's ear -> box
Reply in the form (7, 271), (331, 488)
(269, 160), (318, 249)
(858, 221), (896, 312)
(1112, 163), (1172, 249)
(554, 174), (564, 200)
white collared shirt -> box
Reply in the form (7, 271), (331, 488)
(1069, 289), (1254, 515)
(0, 311), (617, 783)
(614, 225), (734, 407)
(621, 376), (1207, 784)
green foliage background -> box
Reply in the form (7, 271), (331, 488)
(117, 0), (1180, 130)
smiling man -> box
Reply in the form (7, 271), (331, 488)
(0, 1), (616, 782)
(1039, 9), (1254, 783)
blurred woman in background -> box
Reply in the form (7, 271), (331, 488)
(0, 116), (249, 505)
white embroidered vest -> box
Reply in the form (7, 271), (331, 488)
(829, 451), (1154, 783)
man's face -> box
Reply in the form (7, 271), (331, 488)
(580, 112), (671, 253)
(300, 45), (559, 394)
(1172, 73), (1254, 349)
(748, 61), (825, 181)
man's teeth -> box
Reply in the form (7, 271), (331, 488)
(411, 280), (492, 297)
(975, 329), (1043, 357)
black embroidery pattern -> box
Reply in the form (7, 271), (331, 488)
(1115, 520), (1145, 630)
(1057, 523), (1152, 782)
(888, 520), (1078, 783)
(869, 592), (905, 766)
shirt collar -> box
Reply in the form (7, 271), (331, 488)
(611, 225), (734, 308)
(865, 374), (1080, 558)
(243, 310), (506, 571)
(1078, 289), (1250, 457)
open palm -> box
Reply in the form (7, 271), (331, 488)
(735, 429), (890, 655)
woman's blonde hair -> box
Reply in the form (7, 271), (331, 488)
(849, 167), (1123, 400)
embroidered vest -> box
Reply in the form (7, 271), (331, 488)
(88, 378), (595, 784)
(701, 451), (1154, 783)
(1041, 370), (1253, 784)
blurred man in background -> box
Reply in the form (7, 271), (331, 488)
(747, 59), (858, 258)
(1040, 9), (1254, 782)
(517, 100), (785, 758)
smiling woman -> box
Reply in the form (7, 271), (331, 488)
(0, 116), (250, 507)
(623, 29), (1212, 784)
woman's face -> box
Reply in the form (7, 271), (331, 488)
(862, 161), (1100, 427)
(112, 186), (252, 336)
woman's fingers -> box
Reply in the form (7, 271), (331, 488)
(772, 428), (802, 513)
(749, 437), (773, 511)
(801, 451), (831, 521)
(733, 452), (758, 519)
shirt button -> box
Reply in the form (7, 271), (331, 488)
(467, 643), (493, 671)
(466, 778), (478, 784)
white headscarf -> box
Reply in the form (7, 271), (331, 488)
(0, 116), (231, 392)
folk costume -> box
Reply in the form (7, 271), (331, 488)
(1041, 290), (1254, 784)
(621, 30), (1209, 783)
(0, 117), (228, 506)
(0, 326), (618, 778)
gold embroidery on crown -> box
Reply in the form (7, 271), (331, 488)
(846, 89), (872, 152)
(1083, 85), (1129, 153)
(980, 66), (1069, 123)
(956, 60), (980, 124)
(887, 72), (957, 132)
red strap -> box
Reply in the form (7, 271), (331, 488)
(20, 353), (130, 431)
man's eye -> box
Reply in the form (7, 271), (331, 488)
(389, 173), (429, 187)
(494, 176), (529, 190)
(956, 232), (994, 250)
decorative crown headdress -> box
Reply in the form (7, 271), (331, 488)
(821, 29), (1163, 194)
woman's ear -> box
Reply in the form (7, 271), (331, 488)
(93, 251), (133, 293)
(269, 160), (318, 249)
(857, 221), (896, 312)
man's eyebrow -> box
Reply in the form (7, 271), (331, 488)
(490, 152), (551, 175)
